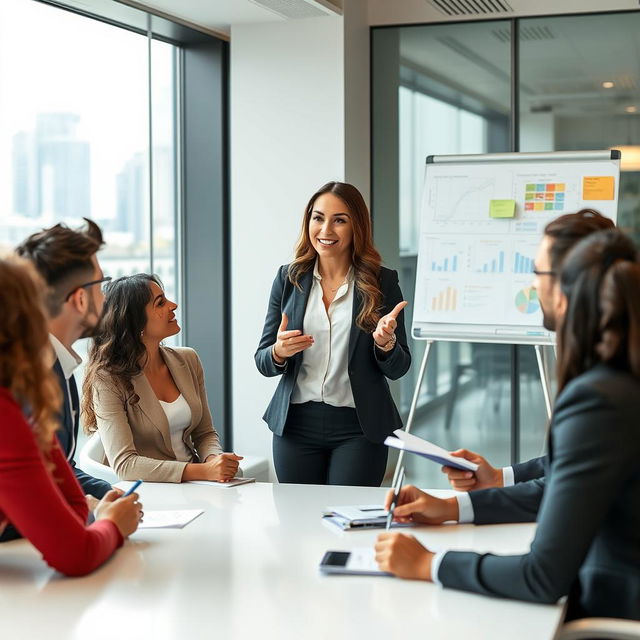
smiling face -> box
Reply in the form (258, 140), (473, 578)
(308, 192), (354, 261)
(144, 280), (180, 341)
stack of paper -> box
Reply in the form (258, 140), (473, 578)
(384, 429), (479, 472)
(322, 505), (410, 531)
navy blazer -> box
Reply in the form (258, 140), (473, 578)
(255, 265), (411, 443)
(53, 360), (111, 499)
(513, 455), (546, 483)
(440, 364), (640, 620)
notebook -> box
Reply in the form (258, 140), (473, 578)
(384, 429), (479, 472)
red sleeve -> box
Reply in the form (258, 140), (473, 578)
(0, 394), (123, 576)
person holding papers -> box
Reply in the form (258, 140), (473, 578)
(441, 209), (614, 493)
(82, 274), (242, 483)
(255, 182), (411, 485)
(375, 230), (640, 621)
(0, 257), (141, 575)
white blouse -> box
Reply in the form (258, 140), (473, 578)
(291, 260), (355, 408)
(159, 394), (193, 462)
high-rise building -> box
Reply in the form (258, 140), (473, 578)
(12, 112), (91, 220)
(116, 151), (146, 244)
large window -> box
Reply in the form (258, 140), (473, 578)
(372, 15), (640, 487)
(0, 0), (231, 446)
(0, 0), (181, 320)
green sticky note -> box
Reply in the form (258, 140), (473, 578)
(490, 199), (516, 218)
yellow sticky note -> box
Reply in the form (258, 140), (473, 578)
(489, 199), (516, 218)
(583, 176), (615, 200)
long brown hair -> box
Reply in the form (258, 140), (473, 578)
(82, 273), (162, 433)
(288, 182), (383, 331)
(0, 256), (61, 457)
(556, 230), (640, 392)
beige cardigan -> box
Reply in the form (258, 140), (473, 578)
(90, 346), (222, 482)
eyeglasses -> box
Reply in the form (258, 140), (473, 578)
(532, 269), (556, 277)
(64, 276), (112, 302)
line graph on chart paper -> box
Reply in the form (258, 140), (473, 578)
(431, 176), (495, 223)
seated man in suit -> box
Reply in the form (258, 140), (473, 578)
(376, 229), (640, 620)
(442, 209), (614, 492)
(16, 219), (112, 504)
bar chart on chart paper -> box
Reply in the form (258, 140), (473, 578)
(431, 285), (458, 312)
(412, 154), (619, 342)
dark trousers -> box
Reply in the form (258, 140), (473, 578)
(272, 401), (388, 486)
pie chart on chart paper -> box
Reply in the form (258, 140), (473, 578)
(515, 287), (539, 314)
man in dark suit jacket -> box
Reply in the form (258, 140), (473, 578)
(442, 209), (614, 494)
(17, 219), (112, 501)
(375, 230), (640, 620)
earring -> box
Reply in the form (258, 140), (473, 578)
(140, 330), (144, 338)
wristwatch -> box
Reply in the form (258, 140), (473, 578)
(376, 332), (397, 352)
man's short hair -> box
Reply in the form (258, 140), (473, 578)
(16, 218), (104, 317)
(544, 209), (615, 275)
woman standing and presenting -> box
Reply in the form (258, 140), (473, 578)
(255, 181), (411, 486)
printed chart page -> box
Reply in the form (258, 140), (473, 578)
(412, 157), (618, 344)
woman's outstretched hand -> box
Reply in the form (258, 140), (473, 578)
(372, 301), (407, 349)
(272, 313), (314, 364)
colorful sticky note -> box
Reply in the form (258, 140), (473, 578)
(525, 202), (534, 211)
(547, 183), (556, 191)
(583, 176), (615, 200)
(534, 203), (544, 211)
(545, 203), (554, 210)
(525, 192), (534, 200)
(526, 183), (535, 191)
(489, 199), (516, 218)
(545, 193), (554, 200)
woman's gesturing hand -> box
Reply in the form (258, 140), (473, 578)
(372, 301), (407, 349)
(272, 312), (314, 364)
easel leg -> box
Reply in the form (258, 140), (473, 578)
(391, 340), (434, 488)
(535, 344), (553, 420)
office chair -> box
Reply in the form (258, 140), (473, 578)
(556, 618), (640, 640)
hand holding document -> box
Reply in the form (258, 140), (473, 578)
(384, 430), (479, 472)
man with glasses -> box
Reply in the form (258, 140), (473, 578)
(441, 209), (615, 499)
(16, 219), (113, 502)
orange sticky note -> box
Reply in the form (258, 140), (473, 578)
(583, 176), (615, 200)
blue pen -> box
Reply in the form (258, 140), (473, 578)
(122, 479), (143, 497)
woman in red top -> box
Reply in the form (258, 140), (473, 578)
(0, 256), (142, 576)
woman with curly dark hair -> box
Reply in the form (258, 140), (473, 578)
(82, 274), (242, 483)
(255, 182), (411, 486)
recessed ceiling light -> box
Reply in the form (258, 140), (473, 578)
(625, 106), (638, 113)
(602, 81), (615, 88)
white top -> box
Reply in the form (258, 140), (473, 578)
(49, 334), (82, 380)
(291, 261), (355, 408)
(158, 394), (193, 462)
(0, 483), (564, 640)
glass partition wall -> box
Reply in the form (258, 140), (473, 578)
(372, 12), (640, 488)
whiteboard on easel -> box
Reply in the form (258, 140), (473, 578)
(411, 150), (620, 345)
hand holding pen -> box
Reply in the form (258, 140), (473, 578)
(94, 479), (144, 538)
(386, 467), (405, 530)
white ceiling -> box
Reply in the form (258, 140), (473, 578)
(118, 0), (342, 36)
(399, 11), (640, 117)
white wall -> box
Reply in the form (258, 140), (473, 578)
(230, 16), (346, 476)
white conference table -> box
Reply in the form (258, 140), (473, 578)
(0, 482), (563, 640)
